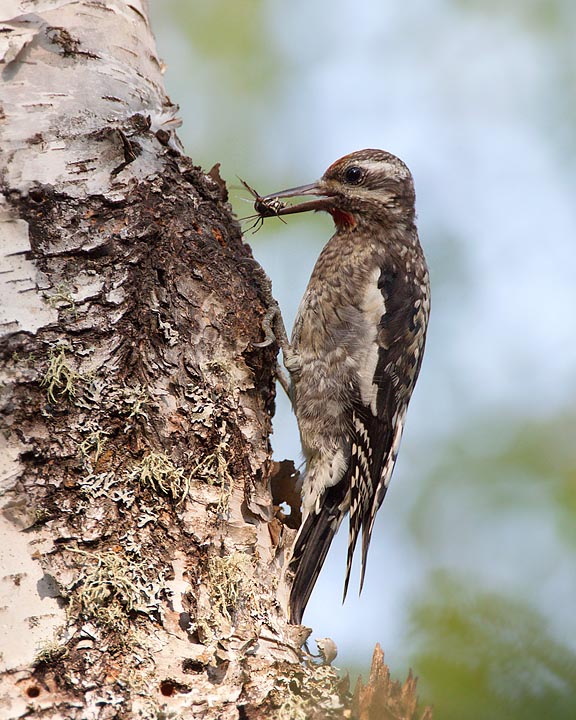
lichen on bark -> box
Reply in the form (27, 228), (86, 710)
(0, 2), (300, 717)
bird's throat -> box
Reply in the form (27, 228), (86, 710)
(329, 208), (356, 230)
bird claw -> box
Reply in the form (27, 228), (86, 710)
(246, 257), (295, 399)
(253, 303), (281, 348)
(252, 304), (296, 400)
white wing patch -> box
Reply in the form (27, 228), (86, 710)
(358, 267), (385, 415)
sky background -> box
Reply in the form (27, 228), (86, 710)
(150, 2), (576, 716)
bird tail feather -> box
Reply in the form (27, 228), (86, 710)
(288, 483), (347, 624)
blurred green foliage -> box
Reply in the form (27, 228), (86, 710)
(409, 412), (576, 549)
(410, 572), (576, 719)
(166, 0), (278, 92)
(406, 411), (576, 717)
(151, 0), (284, 186)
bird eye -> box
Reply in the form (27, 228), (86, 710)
(343, 166), (364, 184)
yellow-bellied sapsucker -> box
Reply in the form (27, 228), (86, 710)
(256, 149), (430, 624)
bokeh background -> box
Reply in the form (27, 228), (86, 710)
(150, 2), (576, 717)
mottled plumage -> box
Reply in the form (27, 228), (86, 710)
(258, 149), (430, 623)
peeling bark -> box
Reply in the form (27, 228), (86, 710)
(0, 2), (432, 718)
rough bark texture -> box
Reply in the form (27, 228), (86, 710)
(0, 1), (432, 718)
(0, 1), (346, 718)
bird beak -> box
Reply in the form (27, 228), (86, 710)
(260, 181), (335, 216)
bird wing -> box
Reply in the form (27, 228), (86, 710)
(344, 263), (427, 599)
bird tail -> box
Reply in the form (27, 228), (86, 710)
(288, 482), (347, 624)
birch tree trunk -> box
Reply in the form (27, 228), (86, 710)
(0, 2), (432, 719)
(0, 1), (331, 718)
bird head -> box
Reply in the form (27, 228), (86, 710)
(260, 149), (416, 231)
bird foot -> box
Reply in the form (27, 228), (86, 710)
(253, 301), (283, 348)
(253, 303), (296, 400)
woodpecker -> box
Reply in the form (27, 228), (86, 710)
(256, 149), (430, 624)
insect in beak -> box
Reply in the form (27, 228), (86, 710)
(237, 177), (288, 233)
(258, 181), (336, 217)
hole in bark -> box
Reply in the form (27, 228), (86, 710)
(26, 686), (41, 698)
(182, 658), (205, 673)
(28, 188), (45, 203)
(178, 612), (191, 631)
(20, 449), (46, 464)
(160, 680), (175, 697)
